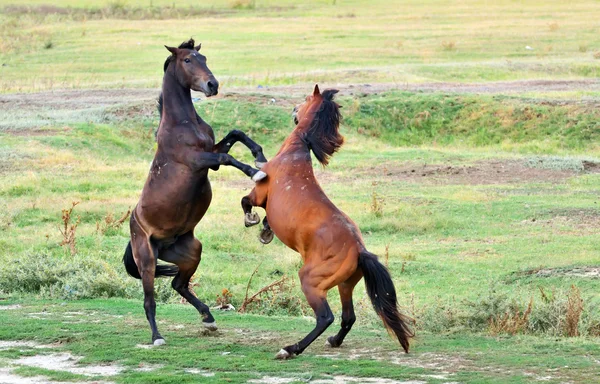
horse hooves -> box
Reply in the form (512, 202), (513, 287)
(255, 161), (267, 169)
(275, 349), (294, 360)
(259, 229), (274, 244)
(326, 336), (340, 348)
(245, 212), (260, 227)
(252, 170), (267, 182)
(203, 321), (218, 331)
(153, 338), (166, 346)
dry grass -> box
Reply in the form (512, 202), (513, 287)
(488, 297), (533, 335)
(441, 40), (457, 51)
(564, 285), (584, 337)
(548, 22), (559, 31)
(95, 208), (131, 235)
(58, 201), (80, 256)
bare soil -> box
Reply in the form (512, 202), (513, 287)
(1, 79), (599, 123)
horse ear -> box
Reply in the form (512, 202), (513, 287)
(313, 84), (320, 96)
(194, 43), (202, 51)
(165, 45), (178, 55)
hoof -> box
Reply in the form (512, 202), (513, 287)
(326, 336), (340, 348)
(252, 170), (267, 182)
(245, 212), (260, 227)
(153, 338), (166, 346)
(255, 161), (267, 169)
(275, 349), (294, 360)
(203, 321), (218, 331)
(259, 228), (274, 244)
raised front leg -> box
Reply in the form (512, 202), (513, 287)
(213, 130), (268, 169)
(190, 152), (266, 181)
(242, 195), (260, 227)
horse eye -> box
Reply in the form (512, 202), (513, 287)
(184, 58), (191, 63)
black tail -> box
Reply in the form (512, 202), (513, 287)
(122, 241), (179, 279)
(358, 251), (414, 353)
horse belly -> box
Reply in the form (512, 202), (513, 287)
(139, 173), (212, 237)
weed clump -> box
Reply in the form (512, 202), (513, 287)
(59, 202), (80, 256)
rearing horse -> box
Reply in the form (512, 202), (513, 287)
(123, 39), (267, 346)
(242, 85), (413, 359)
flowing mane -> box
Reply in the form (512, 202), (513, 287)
(300, 89), (344, 166)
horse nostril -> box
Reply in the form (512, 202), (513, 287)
(207, 81), (218, 91)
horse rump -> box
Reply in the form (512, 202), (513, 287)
(122, 241), (179, 279)
(358, 250), (414, 353)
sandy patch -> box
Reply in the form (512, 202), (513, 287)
(184, 368), (215, 377)
(0, 367), (114, 384)
(248, 377), (425, 384)
(0, 341), (54, 350)
(311, 377), (426, 384)
(14, 353), (124, 377)
(0, 305), (22, 310)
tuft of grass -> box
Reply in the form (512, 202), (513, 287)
(441, 40), (456, 51)
(230, 0), (256, 10)
(548, 22), (559, 31)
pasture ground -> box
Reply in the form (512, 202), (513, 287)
(1, 0), (599, 383)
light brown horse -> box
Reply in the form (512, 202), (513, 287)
(123, 39), (267, 346)
(242, 85), (413, 359)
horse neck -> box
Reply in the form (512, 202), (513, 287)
(277, 128), (309, 157)
(160, 67), (197, 125)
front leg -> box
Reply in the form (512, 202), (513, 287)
(191, 152), (266, 181)
(213, 130), (268, 169)
(242, 195), (260, 227)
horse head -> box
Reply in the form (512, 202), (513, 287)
(292, 85), (344, 166)
(164, 39), (219, 97)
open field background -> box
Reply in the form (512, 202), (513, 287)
(0, 0), (599, 383)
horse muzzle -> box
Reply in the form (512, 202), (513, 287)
(196, 78), (219, 97)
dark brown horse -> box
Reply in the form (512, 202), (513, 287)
(242, 85), (413, 359)
(123, 39), (267, 346)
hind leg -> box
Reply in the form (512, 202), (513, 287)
(326, 271), (362, 348)
(276, 268), (334, 359)
(130, 220), (164, 345)
(159, 232), (216, 330)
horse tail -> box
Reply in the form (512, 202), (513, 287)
(122, 241), (179, 279)
(358, 250), (414, 353)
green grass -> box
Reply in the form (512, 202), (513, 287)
(1, 0), (600, 91)
(0, 299), (598, 383)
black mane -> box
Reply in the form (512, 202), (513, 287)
(300, 89), (343, 166)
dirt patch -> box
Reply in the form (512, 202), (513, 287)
(583, 161), (600, 173)
(334, 159), (584, 187)
(521, 208), (600, 233)
(1, 79), (599, 121)
(382, 160), (583, 185)
(248, 377), (424, 384)
(0, 304), (22, 310)
(183, 368), (215, 377)
(517, 266), (600, 279)
(0, 341), (55, 350)
(15, 353), (124, 377)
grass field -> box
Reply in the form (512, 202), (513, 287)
(1, 0), (600, 91)
(0, 0), (599, 383)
